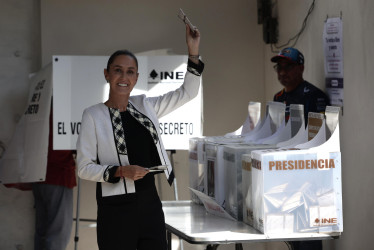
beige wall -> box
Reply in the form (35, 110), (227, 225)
(0, 0), (40, 249)
(264, 1), (374, 250)
(1, 0), (374, 249)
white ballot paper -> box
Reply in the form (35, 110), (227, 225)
(189, 188), (236, 221)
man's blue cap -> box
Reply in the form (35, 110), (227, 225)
(271, 47), (304, 65)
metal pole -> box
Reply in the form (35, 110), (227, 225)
(168, 150), (184, 250)
(168, 150), (179, 201)
(74, 178), (81, 250)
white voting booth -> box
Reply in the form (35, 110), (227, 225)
(52, 55), (203, 150)
(0, 65), (52, 184)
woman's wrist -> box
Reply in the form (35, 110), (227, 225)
(188, 54), (200, 59)
(188, 53), (200, 65)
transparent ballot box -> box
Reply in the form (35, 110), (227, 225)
(251, 150), (342, 234)
(222, 144), (277, 221)
(251, 106), (342, 234)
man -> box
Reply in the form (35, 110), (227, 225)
(272, 47), (330, 125)
(272, 48), (329, 250)
(32, 102), (76, 250)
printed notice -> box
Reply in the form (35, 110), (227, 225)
(323, 17), (344, 108)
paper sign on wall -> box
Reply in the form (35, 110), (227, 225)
(323, 17), (344, 108)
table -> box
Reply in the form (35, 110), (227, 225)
(162, 200), (340, 250)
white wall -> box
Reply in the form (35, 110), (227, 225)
(1, 0), (374, 250)
(0, 0), (40, 249)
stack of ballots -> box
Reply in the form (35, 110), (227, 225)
(251, 106), (342, 234)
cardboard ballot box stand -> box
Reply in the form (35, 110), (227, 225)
(251, 107), (342, 234)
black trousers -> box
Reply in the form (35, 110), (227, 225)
(97, 188), (167, 250)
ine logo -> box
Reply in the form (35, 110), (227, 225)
(148, 69), (184, 83)
(314, 217), (338, 226)
(150, 70), (158, 80)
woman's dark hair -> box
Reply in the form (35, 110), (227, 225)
(106, 50), (138, 71)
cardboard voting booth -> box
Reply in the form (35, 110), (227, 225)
(251, 106), (342, 234)
(244, 101), (285, 143)
(225, 102), (261, 136)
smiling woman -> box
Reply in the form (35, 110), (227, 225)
(76, 23), (204, 250)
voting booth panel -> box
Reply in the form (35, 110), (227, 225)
(0, 65), (52, 184)
(52, 55), (203, 150)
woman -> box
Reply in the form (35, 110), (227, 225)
(76, 24), (203, 250)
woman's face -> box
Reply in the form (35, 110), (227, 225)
(104, 55), (139, 97)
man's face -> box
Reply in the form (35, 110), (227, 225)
(274, 59), (304, 91)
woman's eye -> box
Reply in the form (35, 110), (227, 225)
(127, 71), (134, 75)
